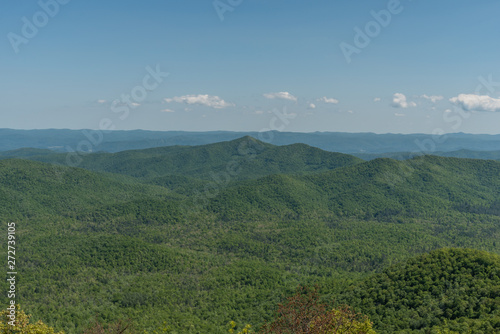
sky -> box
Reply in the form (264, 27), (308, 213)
(2, 0), (500, 134)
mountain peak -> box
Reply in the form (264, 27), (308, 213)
(221, 136), (275, 152)
(230, 135), (270, 145)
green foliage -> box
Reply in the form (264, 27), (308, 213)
(228, 321), (253, 334)
(5, 136), (362, 182)
(354, 149), (500, 161)
(0, 305), (64, 334)
(342, 248), (500, 333)
(1, 142), (500, 333)
(260, 286), (375, 334)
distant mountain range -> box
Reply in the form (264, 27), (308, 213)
(1, 128), (500, 154)
(353, 149), (500, 161)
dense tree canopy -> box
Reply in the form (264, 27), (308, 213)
(1, 139), (500, 333)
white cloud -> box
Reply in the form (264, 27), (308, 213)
(161, 109), (175, 113)
(317, 96), (339, 104)
(347, 110), (354, 114)
(131, 102), (140, 107)
(373, 97), (381, 102)
(164, 94), (234, 109)
(255, 110), (264, 114)
(444, 109), (452, 113)
(421, 94), (444, 103)
(263, 91), (297, 102)
(449, 94), (500, 112)
(392, 93), (416, 108)
(97, 99), (107, 104)
(394, 113), (405, 117)
(308, 103), (316, 109)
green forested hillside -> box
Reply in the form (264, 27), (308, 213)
(0, 148), (57, 158)
(355, 149), (500, 161)
(342, 248), (500, 333)
(204, 155), (500, 222)
(0, 159), (180, 220)
(1, 140), (500, 333)
(2, 136), (363, 181)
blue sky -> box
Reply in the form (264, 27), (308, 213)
(2, 0), (500, 133)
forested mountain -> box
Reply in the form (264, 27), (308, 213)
(354, 149), (500, 161)
(0, 148), (57, 158)
(0, 136), (363, 181)
(0, 159), (180, 220)
(1, 139), (500, 333)
(204, 155), (500, 222)
(342, 248), (500, 333)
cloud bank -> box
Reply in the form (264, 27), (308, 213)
(450, 94), (500, 112)
(421, 94), (444, 103)
(392, 93), (416, 108)
(317, 96), (339, 104)
(164, 94), (234, 109)
(263, 91), (298, 102)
